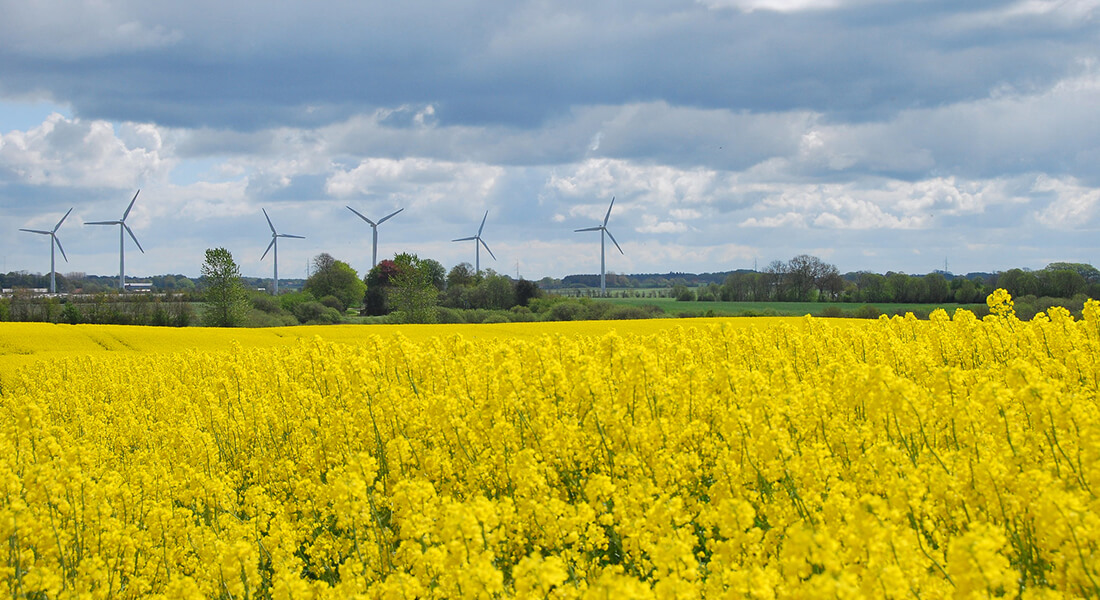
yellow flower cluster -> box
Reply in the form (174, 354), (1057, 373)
(1, 294), (1098, 598)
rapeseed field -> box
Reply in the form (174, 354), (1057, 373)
(1, 293), (1097, 598)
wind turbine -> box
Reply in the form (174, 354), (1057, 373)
(85, 190), (144, 291)
(346, 206), (403, 268)
(261, 208), (304, 295)
(452, 210), (495, 275)
(20, 208), (73, 294)
(575, 196), (623, 295)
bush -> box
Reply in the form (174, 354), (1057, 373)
(818, 306), (844, 318)
(481, 313), (510, 324)
(245, 309), (299, 327)
(606, 305), (661, 320)
(509, 306), (536, 322)
(854, 304), (881, 319)
(62, 302), (84, 324)
(292, 301), (343, 324)
(584, 302), (615, 320)
(547, 301), (586, 321)
(279, 291), (316, 314)
(251, 295), (282, 314)
(320, 295), (345, 312)
(435, 307), (466, 324)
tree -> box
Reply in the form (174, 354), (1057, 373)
(1041, 269), (1085, 298)
(388, 253), (439, 323)
(363, 253), (440, 321)
(470, 271), (516, 310)
(856, 272), (890, 303)
(304, 253), (366, 311)
(514, 279), (543, 307)
(922, 272), (951, 303)
(787, 254), (821, 301)
(447, 262), (478, 289)
(201, 248), (249, 327)
(1044, 262), (1100, 284)
(421, 258), (447, 290)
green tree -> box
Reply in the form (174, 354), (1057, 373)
(922, 272), (951, 303)
(421, 258), (447, 290)
(1041, 269), (1085, 298)
(446, 262), (478, 289)
(304, 253), (366, 311)
(363, 253), (440, 321)
(201, 248), (249, 327)
(471, 271), (516, 310)
(514, 279), (543, 307)
(388, 253), (439, 323)
(1044, 262), (1100, 283)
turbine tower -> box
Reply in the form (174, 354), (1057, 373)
(346, 206), (403, 268)
(85, 190), (144, 291)
(19, 207), (73, 293)
(261, 208), (304, 295)
(452, 210), (495, 275)
(575, 196), (623, 295)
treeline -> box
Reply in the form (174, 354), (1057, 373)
(551, 271), (739, 289)
(0, 291), (194, 326)
(359, 255), (543, 323)
(0, 271), (298, 294)
(686, 257), (1100, 305)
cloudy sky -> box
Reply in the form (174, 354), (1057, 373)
(2, 0), (1100, 282)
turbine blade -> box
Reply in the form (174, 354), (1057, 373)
(124, 224), (145, 253)
(377, 207), (403, 224)
(263, 208), (276, 233)
(54, 236), (69, 262)
(575, 226), (602, 232)
(605, 229), (624, 254)
(452, 236), (477, 242)
(20, 228), (51, 235)
(123, 189), (140, 220)
(477, 211), (488, 236)
(279, 234), (305, 239)
(84, 220), (120, 226)
(603, 196), (615, 226)
(480, 238), (496, 261)
(346, 206), (376, 226)
(261, 238), (276, 261)
(54, 207), (74, 232)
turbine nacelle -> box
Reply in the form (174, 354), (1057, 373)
(347, 206), (403, 268)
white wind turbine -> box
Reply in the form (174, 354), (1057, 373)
(20, 207), (73, 294)
(575, 196), (623, 295)
(346, 206), (403, 268)
(261, 208), (304, 295)
(85, 190), (144, 291)
(452, 210), (495, 275)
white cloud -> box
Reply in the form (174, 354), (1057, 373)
(698, 0), (850, 12)
(0, 113), (172, 188)
(1032, 175), (1100, 228)
(636, 214), (689, 234)
(741, 212), (807, 228)
(326, 158), (505, 218)
(669, 208), (702, 220)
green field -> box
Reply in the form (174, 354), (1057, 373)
(586, 295), (987, 317)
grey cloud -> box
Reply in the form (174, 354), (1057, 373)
(3, 1), (1097, 132)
